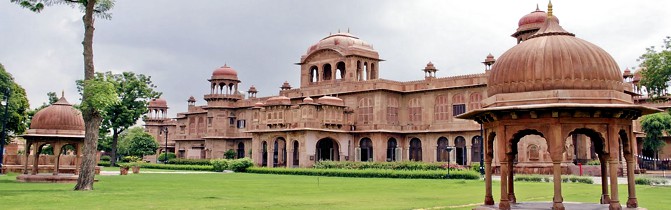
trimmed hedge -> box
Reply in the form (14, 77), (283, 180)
(246, 167), (480, 180)
(124, 163), (214, 171)
(100, 155), (111, 162)
(314, 161), (450, 171)
(168, 158), (213, 166)
(635, 177), (668, 185)
(562, 176), (594, 184)
(211, 158), (254, 172)
(514, 175), (546, 182)
(514, 175), (593, 184)
(98, 161), (111, 167)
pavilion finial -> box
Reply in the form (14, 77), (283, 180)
(347, 27), (350, 33)
(61, 90), (64, 98)
(338, 28), (340, 33)
(547, 0), (553, 17)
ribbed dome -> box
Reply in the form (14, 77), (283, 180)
(517, 7), (548, 31)
(488, 15), (623, 97)
(212, 64), (239, 80)
(30, 96), (84, 132)
(149, 98), (168, 108)
(317, 96), (344, 106)
(301, 32), (379, 62)
(265, 96), (291, 106)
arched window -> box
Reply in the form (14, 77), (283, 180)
(262, 141), (268, 167)
(370, 63), (376, 79)
(363, 62), (368, 81)
(273, 138), (286, 167)
(386, 97), (399, 124)
(293, 141), (299, 166)
(323, 63), (332, 81)
(197, 117), (204, 135)
(528, 144), (540, 161)
(469, 92), (482, 111)
(471, 136), (482, 163)
(409, 138), (422, 161)
(436, 137), (449, 162)
(358, 98), (373, 124)
(237, 142), (245, 159)
(359, 138), (373, 162)
(188, 118), (195, 135)
(408, 98), (422, 122)
(434, 95), (449, 121)
(387, 138), (398, 162)
(310, 66), (319, 83)
(454, 136), (467, 165)
(336, 61), (346, 80)
(452, 94), (466, 116)
(357, 60), (362, 81)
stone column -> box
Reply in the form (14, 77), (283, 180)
(267, 143), (274, 168)
(552, 161), (564, 210)
(74, 143), (81, 175)
(499, 161), (510, 210)
(484, 158), (494, 205)
(609, 159), (622, 210)
(600, 155), (611, 204)
(23, 141), (31, 174)
(625, 156), (637, 208)
(53, 143), (62, 175)
(507, 154), (516, 203)
(31, 142), (40, 175)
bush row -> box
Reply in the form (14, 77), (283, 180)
(635, 177), (668, 185)
(246, 167), (481, 180)
(314, 161), (457, 171)
(211, 158), (254, 172)
(119, 163), (214, 171)
(167, 158), (213, 166)
(513, 175), (593, 184)
(98, 161), (111, 167)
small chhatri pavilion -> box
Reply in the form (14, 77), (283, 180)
(17, 93), (85, 183)
(460, 2), (657, 210)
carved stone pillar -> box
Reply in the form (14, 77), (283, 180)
(507, 154), (516, 203)
(609, 159), (622, 210)
(600, 155), (610, 204)
(484, 157), (494, 205)
(23, 141), (31, 174)
(499, 161), (510, 210)
(625, 158), (638, 208)
(31, 142), (40, 175)
(552, 161), (565, 210)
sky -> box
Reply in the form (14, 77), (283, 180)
(1, 0), (670, 117)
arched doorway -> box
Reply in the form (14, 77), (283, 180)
(387, 138), (398, 162)
(336, 61), (346, 80)
(472, 136), (482, 163)
(455, 136), (467, 165)
(316, 138), (340, 161)
(360, 138), (373, 162)
(237, 142), (245, 158)
(274, 138), (287, 167)
(437, 137), (449, 162)
(262, 141), (268, 167)
(409, 138), (422, 161)
(292, 141), (299, 166)
(323, 64), (332, 81)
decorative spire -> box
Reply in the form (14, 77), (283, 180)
(536, 3), (539, 11)
(347, 27), (350, 33)
(61, 90), (65, 98)
(547, 0), (553, 17)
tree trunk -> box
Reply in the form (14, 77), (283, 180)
(74, 0), (99, 191)
(110, 130), (119, 166)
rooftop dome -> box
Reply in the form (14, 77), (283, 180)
(212, 64), (239, 80)
(424, 62), (437, 71)
(488, 11), (623, 97)
(29, 96), (84, 132)
(301, 32), (379, 63)
(623, 68), (633, 78)
(149, 98), (168, 108)
(265, 96), (291, 106)
(248, 85), (258, 93)
(187, 96), (196, 103)
(303, 97), (314, 103)
(254, 102), (264, 107)
(317, 96), (344, 106)
(517, 5), (551, 32)
(484, 54), (496, 63)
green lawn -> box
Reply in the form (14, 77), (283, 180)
(0, 172), (669, 210)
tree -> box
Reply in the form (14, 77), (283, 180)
(12, 0), (116, 191)
(99, 71), (161, 166)
(640, 112), (671, 169)
(0, 63), (30, 144)
(118, 127), (158, 158)
(639, 36), (671, 99)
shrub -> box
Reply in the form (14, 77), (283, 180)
(157, 152), (177, 162)
(100, 155), (111, 162)
(229, 158), (254, 172)
(561, 175), (593, 184)
(224, 149), (236, 159)
(168, 158), (212, 166)
(211, 159), (230, 172)
(470, 163), (482, 172)
(514, 175), (547, 182)
(586, 159), (601, 165)
(313, 161), (450, 171)
(635, 177), (668, 185)
(132, 163), (214, 171)
(245, 167), (480, 180)
(121, 156), (142, 163)
(98, 161), (111, 167)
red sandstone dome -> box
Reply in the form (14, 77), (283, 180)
(302, 97), (314, 103)
(301, 32), (379, 63)
(488, 14), (623, 97)
(30, 96), (84, 132)
(265, 96), (291, 106)
(516, 6), (552, 32)
(212, 64), (239, 80)
(317, 96), (344, 106)
(149, 98), (168, 108)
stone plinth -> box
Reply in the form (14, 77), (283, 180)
(16, 174), (98, 183)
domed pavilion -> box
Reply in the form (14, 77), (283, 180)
(459, 3), (657, 210)
(18, 94), (87, 183)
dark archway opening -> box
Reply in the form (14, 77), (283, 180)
(472, 136), (482, 163)
(360, 138), (373, 162)
(455, 136), (467, 165)
(387, 138), (397, 162)
(262, 141), (268, 167)
(323, 64), (332, 81)
(437, 137), (449, 162)
(237, 142), (245, 159)
(293, 141), (299, 166)
(336, 61), (346, 80)
(274, 138), (287, 167)
(409, 138), (422, 161)
(316, 138), (340, 161)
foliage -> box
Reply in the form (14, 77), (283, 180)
(314, 161), (451, 171)
(120, 156), (142, 163)
(117, 127), (159, 157)
(514, 175), (593, 184)
(167, 158), (212, 166)
(586, 159), (601, 165)
(97, 161), (111, 167)
(100, 155), (111, 162)
(211, 158), (254, 172)
(640, 112), (671, 154)
(127, 163), (213, 171)
(470, 162), (481, 172)
(11, 0), (115, 19)
(561, 176), (594, 184)
(97, 134), (112, 153)
(246, 167), (480, 180)
(514, 175), (547, 182)
(224, 149), (236, 159)
(0, 63), (30, 142)
(638, 36), (671, 98)
(157, 152), (176, 162)
(635, 177), (669, 185)
(76, 73), (118, 117)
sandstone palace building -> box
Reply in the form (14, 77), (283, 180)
(144, 6), (650, 170)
